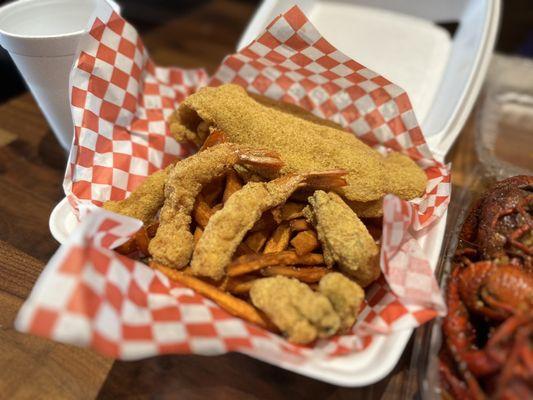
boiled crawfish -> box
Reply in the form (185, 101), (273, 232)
(457, 261), (533, 321)
(442, 261), (533, 399)
(460, 175), (533, 268)
(440, 175), (533, 399)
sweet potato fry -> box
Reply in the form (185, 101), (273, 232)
(193, 194), (214, 228)
(201, 175), (225, 206)
(290, 230), (319, 256)
(115, 238), (136, 255)
(363, 218), (383, 241)
(226, 278), (258, 295)
(245, 230), (270, 253)
(135, 227), (150, 255)
(272, 202), (305, 223)
(216, 275), (230, 291)
(261, 266), (328, 283)
(223, 169), (242, 202)
(235, 242), (255, 257)
(146, 222), (159, 238)
(152, 262), (270, 328)
(193, 226), (203, 246)
(289, 218), (312, 232)
(115, 227), (150, 255)
(212, 203), (223, 213)
(263, 223), (291, 254)
(249, 211), (277, 233)
(227, 251), (324, 277)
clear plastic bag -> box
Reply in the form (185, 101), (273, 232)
(411, 55), (533, 399)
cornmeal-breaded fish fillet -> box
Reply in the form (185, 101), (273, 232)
(319, 272), (364, 332)
(103, 165), (172, 224)
(249, 92), (345, 131)
(250, 276), (340, 344)
(346, 152), (427, 217)
(346, 198), (384, 219)
(383, 151), (427, 200)
(304, 191), (380, 287)
(171, 84), (387, 202)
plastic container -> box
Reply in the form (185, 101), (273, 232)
(476, 56), (533, 178)
(412, 55), (533, 399)
(48, 0), (501, 386)
(409, 167), (489, 399)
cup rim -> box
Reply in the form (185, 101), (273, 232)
(0, 0), (119, 40)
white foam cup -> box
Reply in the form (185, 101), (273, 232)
(0, 0), (119, 150)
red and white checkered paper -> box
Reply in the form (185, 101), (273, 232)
(16, 3), (449, 362)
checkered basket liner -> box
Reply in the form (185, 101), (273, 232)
(16, 1), (449, 362)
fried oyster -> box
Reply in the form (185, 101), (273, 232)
(319, 272), (365, 332)
(250, 273), (365, 342)
(250, 276), (340, 344)
(304, 191), (380, 287)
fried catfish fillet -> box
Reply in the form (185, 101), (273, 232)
(250, 276), (340, 344)
(346, 152), (426, 217)
(170, 84), (387, 202)
(346, 198), (384, 219)
(304, 191), (380, 287)
(383, 152), (427, 200)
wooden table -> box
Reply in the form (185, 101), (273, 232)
(0, 1), (477, 398)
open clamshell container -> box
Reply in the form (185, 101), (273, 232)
(411, 56), (533, 399)
(238, 0), (501, 160)
(48, 0), (500, 387)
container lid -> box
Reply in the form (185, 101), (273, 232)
(476, 55), (533, 177)
(238, 0), (501, 160)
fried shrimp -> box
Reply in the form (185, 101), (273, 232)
(304, 191), (380, 287)
(102, 129), (234, 224)
(191, 170), (347, 280)
(103, 165), (173, 224)
(249, 276), (340, 344)
(318, 273), (364, 332)
(149, 143), (283, 269)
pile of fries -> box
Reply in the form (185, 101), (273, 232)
(114, 166), (382, 340)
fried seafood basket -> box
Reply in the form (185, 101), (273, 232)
(34, 0), (499, 388)
(410, 56), (533, 399)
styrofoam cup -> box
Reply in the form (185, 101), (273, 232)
(0, 0), (119, 150)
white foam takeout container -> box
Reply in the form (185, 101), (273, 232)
(48, 0), (500, 386)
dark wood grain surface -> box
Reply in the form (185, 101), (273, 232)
(0, 1), (478, 398)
